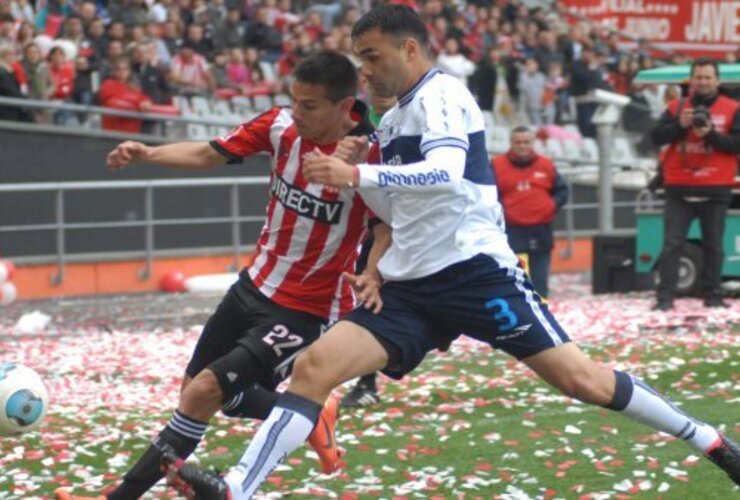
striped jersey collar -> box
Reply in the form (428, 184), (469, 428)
(398, 68), (441, 108)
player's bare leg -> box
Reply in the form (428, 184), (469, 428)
(523, 343), (739, 485)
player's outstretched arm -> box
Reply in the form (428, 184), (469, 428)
(344, 222), (391, 313)
(107, 141), (227, 171)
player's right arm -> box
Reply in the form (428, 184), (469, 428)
(107, 141), (226, 171)
(107, 108), (282, 171)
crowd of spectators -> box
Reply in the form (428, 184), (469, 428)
(0, 0), (729, 137)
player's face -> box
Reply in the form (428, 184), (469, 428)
(354, 28), (411, 99)
(290, 80), (351, 143)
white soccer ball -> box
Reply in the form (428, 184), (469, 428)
(0, 363), (49, 436)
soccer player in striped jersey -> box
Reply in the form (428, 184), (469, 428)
(54, 51), (391, 500)
(171, 6), (740, 499)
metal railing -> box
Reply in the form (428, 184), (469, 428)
(0, 167), (650, 285)
(0, 177), (269, 285)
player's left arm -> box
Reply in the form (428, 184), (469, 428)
(551, 170), (569, 211)
(343, 221), (391, 314)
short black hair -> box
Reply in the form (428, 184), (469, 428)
(293, 50), (358, 102)
(691, 57), (720, 78)
(351, 4), (429, 50)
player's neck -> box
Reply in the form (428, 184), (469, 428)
(400, 61), (435, 96)
(312, 118), (356, 146)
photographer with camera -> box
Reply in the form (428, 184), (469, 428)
(650, 58), (740, 311)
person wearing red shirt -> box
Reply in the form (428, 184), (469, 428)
(98, 58), (152, 133)
(492, 126), (568, 298)
(650, 58), (740, 310)
(55, 50), (388, 500)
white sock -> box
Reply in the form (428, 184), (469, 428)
(224, 392), (320, 499)
(609, 371), (720, 453)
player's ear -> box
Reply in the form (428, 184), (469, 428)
(338, 95), (355, 114)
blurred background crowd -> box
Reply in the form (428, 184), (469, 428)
(0, 0), (729, 137)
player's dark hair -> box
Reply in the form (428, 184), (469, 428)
(293, 50), (358, 102)
(351, 4), (429, 52)
(691, 57), (720, 78)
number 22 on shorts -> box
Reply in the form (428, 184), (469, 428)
(262, 324), (304, 357)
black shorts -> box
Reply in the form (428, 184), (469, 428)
(344, 254), (571, 379)
(185, 271), (327, 396)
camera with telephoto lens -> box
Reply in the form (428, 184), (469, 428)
(692, 106), (711, 128)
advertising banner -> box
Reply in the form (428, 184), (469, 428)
(563, 0), (740, 57)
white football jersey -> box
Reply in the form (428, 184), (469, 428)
(357, 69), (519, 281)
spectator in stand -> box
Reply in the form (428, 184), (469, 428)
(436, 37), (475, 87)
(85, 18), (107, 69)
(0, 15), (14, 47)
(110, 0), (148, 28)
(99, 39), (124, 80)
(98, 57), (152, 133)
(77, 1), (97, 29)
(184, 23), (213, 59)
(161, 20), (183, 60)
(570, 45), (610, 138)
(213, 6), (245, 52)
(48, 45), (76, 125)
(244, 5), (283, 56)
(492, 126), (568, 298)
(518, 56), (546, 125)
(544, 61), (566, 124)
(147, 0), (172, 24)
(106, 21), (127, 46)
(21, 42), (53, 122)
(143, 22), (171, 67)
(10, 0), (34, 24)
(643, 83), (666, 121)
(14, 21), (36, 56)
(534, 30), (565, 78)
(0, 44), (31, 122)
(132, 41), (171, 105)
(72, 55), (94, 125)
(169, 40), (213, 96)
(60, 14), (88, 55)
(469, 46), (498, 112)
(210, 49), (232, 91)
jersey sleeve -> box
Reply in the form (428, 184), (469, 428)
(418, 89), (469, 156)
(209, 107), (280, 163)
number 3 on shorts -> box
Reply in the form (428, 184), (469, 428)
(485, 298), (518, 332)
(262, 325), (304, 357)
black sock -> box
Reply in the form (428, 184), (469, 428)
(106, 411), (207, 500)
(222, 383), (279, 420)
(357, 373), (377, 391)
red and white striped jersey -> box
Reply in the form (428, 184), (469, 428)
(211, 107), (371, 321)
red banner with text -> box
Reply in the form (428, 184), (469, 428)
(563, 0), (740, 57)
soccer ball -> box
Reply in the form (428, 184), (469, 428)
(0, 363), (49, 436)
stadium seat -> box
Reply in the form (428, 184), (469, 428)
(561, 137), (581, 162)
(212, 100), (232, 117)
(611, 137), (636, 168)
(252, 95), (273, 112)
(258, 61), (277, 82)
(173, 96), (192, 116)
(544, 138), (564, 160)
(191, 96), (212, 117)
(487, 125), (510, 154)
(578, 137), (599, 164)
(273, 93), (291, 107)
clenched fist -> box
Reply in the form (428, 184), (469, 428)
(107, 141), (151, 170)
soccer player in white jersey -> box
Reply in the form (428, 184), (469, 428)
(54, 51), (391, 500)
(173, 6), (740, 498)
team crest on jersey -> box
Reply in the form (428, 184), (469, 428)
(270, 175), (344, 224)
